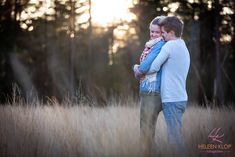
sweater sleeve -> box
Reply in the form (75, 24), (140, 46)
(138, 41), (165, 73)
(147, 45), (170, 74)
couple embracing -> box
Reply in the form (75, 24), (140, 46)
(133, 16), (190, 157)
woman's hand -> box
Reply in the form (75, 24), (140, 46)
(133, 64), (145, 80)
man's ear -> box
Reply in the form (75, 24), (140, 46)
(170, 30), (175, 37)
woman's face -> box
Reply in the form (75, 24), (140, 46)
(149, 24), (161, 40)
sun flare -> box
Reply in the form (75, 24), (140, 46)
(91, 0), (136, 27)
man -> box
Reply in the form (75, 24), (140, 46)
(146, 16), (190, 156)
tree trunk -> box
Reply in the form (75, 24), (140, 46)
(69, 0), (75, 99)
(213, 0), (224, 105)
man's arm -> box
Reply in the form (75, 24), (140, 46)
(138, 41), (165, 73)
(146, 46), (170, 74)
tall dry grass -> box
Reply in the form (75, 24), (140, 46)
(0, 101), (234, 157)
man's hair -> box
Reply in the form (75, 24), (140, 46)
(159, 16), (184, 37)
(149, 16), (166, 28)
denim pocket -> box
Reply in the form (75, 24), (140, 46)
(175, 101), (187, 113)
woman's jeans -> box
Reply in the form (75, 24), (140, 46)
(140, 93), (162, 156)
(162, 101), (187, 156)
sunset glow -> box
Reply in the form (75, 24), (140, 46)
(90, 0), (137, 27)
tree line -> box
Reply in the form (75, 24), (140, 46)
(0, 0), (234, 105)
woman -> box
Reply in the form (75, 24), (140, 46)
(133, 16), (166, 156)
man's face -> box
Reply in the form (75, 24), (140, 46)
(161, 27), (171, 41)
(149, 24), (162, 40)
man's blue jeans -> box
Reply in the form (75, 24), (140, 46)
(162, 101), (187, 156)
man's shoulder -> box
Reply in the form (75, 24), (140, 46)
(161, 41), (172, 51)
(163, 39), (185, 49)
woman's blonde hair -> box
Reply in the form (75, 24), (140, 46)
(149, 16), (166, 29)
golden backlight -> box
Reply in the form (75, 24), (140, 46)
(19, 0), (137, 29)
(91, 0), (137, 27)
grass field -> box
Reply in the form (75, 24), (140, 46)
(0, 100), (234, 157)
